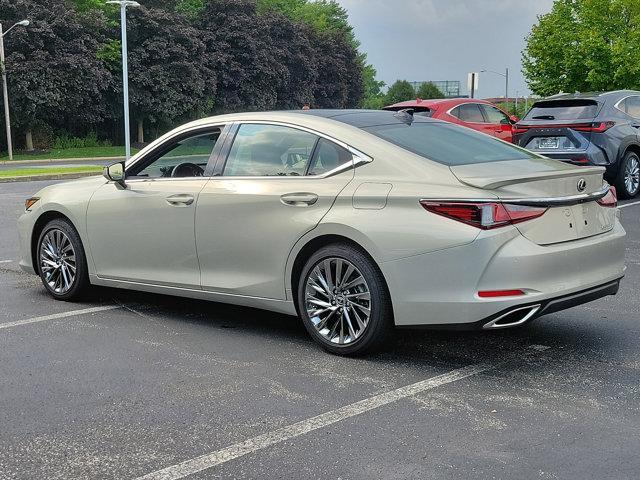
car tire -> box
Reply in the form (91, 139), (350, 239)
(615, 150), (640, 198)
(297, 243), (393, 356)
(36, 219), (90, 301)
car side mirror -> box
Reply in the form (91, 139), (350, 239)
(509, 115), (520, 124)
(103, 161), (126, 187)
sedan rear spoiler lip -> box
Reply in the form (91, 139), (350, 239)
(450, 165), (606, 190)
(420, 184), (611, 207)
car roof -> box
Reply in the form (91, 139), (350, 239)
(383, 98), (493, 110)
(295, 109), (438, 127)
(540, 90), (640, 103)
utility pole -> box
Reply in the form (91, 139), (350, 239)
(0, 20), (29, 161)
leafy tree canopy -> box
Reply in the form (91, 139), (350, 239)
(416, 82), (443, 100)
(523, 0), (640, 96)
(385, 80), (416, 105)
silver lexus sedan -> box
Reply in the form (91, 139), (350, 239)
(17, 110), (626, 355)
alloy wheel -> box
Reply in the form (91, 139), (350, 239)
(39, 229), (77, 294)
(625, 156), (640, 195)
(304, 257), (372, 345)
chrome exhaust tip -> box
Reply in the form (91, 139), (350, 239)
(483, 304), (541, 330)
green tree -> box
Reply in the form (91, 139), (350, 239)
(126, 6), (212, 142)
(416, 82), (443, 100)
(385, 80), (416, 105)
(523, 0), (640, 96)
(362, 64), (386, 109)
(0, 0), (111, 150)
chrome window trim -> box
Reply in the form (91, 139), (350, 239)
(216, 120), (373, 180)
(420, 184), (610, 207)
(123, 120), (372, 182)
(124, 123), (230, 173)
(445, 102), (489, 124)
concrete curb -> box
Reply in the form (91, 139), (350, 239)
(0, 156), (124, 166)
(0, 171), (101, 183)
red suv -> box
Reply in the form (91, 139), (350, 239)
(384, 98), (518, 143)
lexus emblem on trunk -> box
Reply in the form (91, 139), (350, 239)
(577, 178), (587, 192)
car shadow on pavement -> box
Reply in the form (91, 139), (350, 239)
(82, 285), (617, 372)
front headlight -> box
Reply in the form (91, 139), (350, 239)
(25, 197), (40, 211)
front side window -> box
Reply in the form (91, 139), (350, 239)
(363, 122), (537, 166)
(130, 129), (221, 178)
(481, 105), (510, 124)
(223, 124), (318, 177)
(453, 103), (485, 123)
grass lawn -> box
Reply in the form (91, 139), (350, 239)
(0, 166), (103, 179)
(0, 146), (139, 162)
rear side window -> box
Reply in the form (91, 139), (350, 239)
(451, 104), (485, 123)
(307, 138), (353, 176)
(363, 122), (537, 166)
(524, 100), (599, 121)
(616, 96), (640, 118)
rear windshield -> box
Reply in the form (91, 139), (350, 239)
(363, 122), (537, 166)
(524, 100), (599, 121)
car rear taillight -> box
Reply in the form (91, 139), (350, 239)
(597, 186), (617, 208)
(513, 121), (615, 134)
(420, 201), (547, 230)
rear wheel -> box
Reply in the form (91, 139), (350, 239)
(37, 219), (90, 301)
(616, 151), (640, 198)
(297, 244), (392, 356)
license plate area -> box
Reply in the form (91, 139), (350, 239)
(538, 137), (561, 149)
(572, 202), (615, 239)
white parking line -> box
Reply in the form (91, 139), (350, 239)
(620, 200), (640, 209)
(135, 361), (498, 480)
(0, 260), (12, 264)
(0, 305), (120, 330)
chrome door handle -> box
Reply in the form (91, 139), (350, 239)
(165, 194), (195, 206)
(280, 193), (319, 206)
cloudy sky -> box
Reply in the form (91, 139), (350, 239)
(338, 0), (555, 98)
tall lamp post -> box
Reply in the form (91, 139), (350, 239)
(480, 67), (509, 109)
(0, 19), (30, 161)
(107, 0), (140, 161)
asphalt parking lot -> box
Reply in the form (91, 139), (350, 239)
(1, 179), (639, 480)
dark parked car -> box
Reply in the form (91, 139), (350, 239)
(514, 91), (640, 198)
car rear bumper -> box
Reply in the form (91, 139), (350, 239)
(382, 219), (626, 327)
(534, 144), (609, 167)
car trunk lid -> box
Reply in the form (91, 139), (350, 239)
(450, 158), (614, 245)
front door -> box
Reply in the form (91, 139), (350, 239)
(196, 123), (357, 299)
(480, 104), (514, 142)
(86, 127), (223, 288)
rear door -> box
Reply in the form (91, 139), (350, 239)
(195, 122), (358, 299)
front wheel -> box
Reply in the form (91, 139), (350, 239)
(297, 243), (393, 356)
(616, 151), (640, 198)
(37, 219), (90, 301)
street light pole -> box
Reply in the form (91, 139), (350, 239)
(0, 20), (29, 161)
(480, 68), (510, 112)
(107, 0), (140, 161)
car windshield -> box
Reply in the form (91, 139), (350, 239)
(524, 100), (600, 121)
(363, 122), (537, 166)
